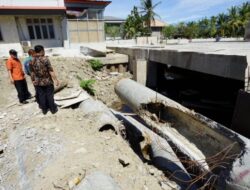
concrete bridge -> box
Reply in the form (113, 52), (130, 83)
(109, 42), (250, 135)
(108, 42), (250, 92)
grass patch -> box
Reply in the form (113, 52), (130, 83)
(80, 79), (96, 95)
(88, 59), (103, 71)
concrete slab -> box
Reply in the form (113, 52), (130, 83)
(108, 42), (250, 83)
(95, 53), (129, 65)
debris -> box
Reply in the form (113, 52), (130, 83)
(56, 91), (90, 108)
(118, 155), (130, 167)
(54, 90), (82, 101)
(54, 81), (68, 94)
(68, 171), (86, 190)
(149, 168), (155, 175)
(53, 182), (66, 190)
(109, 72), (119, 76)
(68, 177), (82, 190)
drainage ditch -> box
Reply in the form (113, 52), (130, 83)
(155, 64), (244, 128)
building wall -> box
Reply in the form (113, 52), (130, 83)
(0, 16), (20, 43)
(0, 0), (64, 7)
(68, 20), (104, 43)
(0, 15), (66, 51)
(16, 15), (65, 47)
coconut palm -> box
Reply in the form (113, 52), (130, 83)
(228, 6), (241, 37)
(217, 13), (228, 37)
(238, 2), (250, 36)
(239, 2), (250, 25)
(140, 0), (161, 33)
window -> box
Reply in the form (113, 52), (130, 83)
(26, 18), (55, 40)
(0, 27), (3, 41)
(88, 10), (103, 20)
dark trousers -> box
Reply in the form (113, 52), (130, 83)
(14, 79), (31, 103)
(35, 85), (57, 113)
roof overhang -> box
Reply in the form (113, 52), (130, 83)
(65, 0), (111, 9)
(0, 6), (66, 15)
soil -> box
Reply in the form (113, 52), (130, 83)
(0, 57), (174, 190)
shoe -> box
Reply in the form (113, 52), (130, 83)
(51, 107), (58, 114)
(42, 109), (49, 115)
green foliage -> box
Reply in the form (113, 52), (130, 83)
(105, 25), (121, 39)
(140, 0), (161, 32)
(80, 79), (96, 95)
(88, 59), (103, 71)
(123, 6), (149, 38)
(163, 25), (176, 39)
(162, 2), (250, 39)
(185, 21), (199, 39)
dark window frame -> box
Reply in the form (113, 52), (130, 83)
(26, 18), (55, 40)
(0, 27), (3, 41)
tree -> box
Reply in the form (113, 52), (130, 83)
(238, 2), (250, 36)
(185, 21), (199, 39)
(175, 22), (186, 38)
(106, 26), (120, 40)
(197, 18), (210, 38)
(217, 13), (228, 37)
(140, 0), (161, 33)
(228, 6), (241, 37)
(123, 6), (147, 39)
(162, 25), (176, 39)
(209, 16), (217, 37)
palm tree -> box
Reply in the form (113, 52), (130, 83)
(238, 2), (250, 36)
(217, 13), (228, 37)
(209, 16), (217, 37)
(239, 2), (250, 25)
(140, 0), (161, 33)
(197, 17), (210, 38)
(228, 6), (241, 37)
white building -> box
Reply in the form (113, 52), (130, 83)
(0, 0), (111, 55)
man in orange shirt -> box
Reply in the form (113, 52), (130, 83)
(6, 49), (31, 104)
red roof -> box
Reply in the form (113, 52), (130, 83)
(0, 6), (66, 10)
(65, 0), (111, 6)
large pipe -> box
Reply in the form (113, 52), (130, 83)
(115, 79), (250, 189)
(112, 109), (196, 190)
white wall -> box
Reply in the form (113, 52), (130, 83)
(16, 15), (64, 47)
(0, 16), (20, 43)
(0, 0), (64, 7)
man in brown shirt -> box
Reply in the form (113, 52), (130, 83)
(6, 49), (31, 104)
(30, 45), (59, 114)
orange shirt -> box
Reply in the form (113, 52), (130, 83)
(6, 57), (25, 81)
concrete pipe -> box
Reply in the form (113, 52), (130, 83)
(115, 79), (250, 189)
(79, 99), (121, 134)
(112, 109), (196, 190)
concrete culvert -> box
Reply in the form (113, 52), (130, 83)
(115, 79), (250, 189)
(79, 98), (122, 134)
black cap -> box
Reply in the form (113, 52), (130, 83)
(9, 49), (17, 56)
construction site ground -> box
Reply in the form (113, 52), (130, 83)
(0, 57), (174, 190)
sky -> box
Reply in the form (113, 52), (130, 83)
(105, 0), (248, 24)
